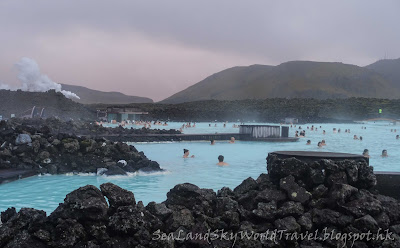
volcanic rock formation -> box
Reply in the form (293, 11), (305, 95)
(1, 155), (400, 247)
(0, 118), (165, 176)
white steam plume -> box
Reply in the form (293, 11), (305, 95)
(0, 82), (11, 90)
(0, 57), (80, 99)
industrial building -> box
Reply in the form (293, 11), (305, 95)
(97, 107), (148, 122)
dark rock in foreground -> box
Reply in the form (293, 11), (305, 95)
(1, 157), (400, 247)
(0, 118), (163, 176)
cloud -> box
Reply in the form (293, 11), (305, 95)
(26, 29), (263, 101)
(0, 0), (399, 100)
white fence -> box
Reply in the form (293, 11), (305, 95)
(239, 125), (281, 138)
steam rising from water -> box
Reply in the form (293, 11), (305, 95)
(0, 57), (79, 99)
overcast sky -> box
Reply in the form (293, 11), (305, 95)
(0, 0), (399, 101)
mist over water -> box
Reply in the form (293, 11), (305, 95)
(0, 57), (79, 99)
(1, 121), (399, 214)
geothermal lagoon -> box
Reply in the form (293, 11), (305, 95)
(0, 121), (399, 213)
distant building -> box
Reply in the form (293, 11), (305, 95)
(284, 117), (298, 124)
(100, 107), (149, 122)
(96, 109), (107, 121)
(239, 124), (289, 138)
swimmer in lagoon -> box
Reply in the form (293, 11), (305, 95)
(353, 135), (359, 140)
(381, 150), (388, 157)
(360, 136), (363, 141)
(210, 140), (215, 145)
(397, 135), (399, 140)
(363, 149), (370, 158)
(306, 140), (311, 145)
(321, 140), (326, 146)
(217, 155), (229, 166)
(229, 137), (235, 143)
(317, 142), (323, 148)
(183, 149), (195, 158)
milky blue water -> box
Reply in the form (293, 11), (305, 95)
(1, 121), (399, 214)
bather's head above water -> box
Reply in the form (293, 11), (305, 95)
(183, 149), (194, 158)
(363, 149), (370, 157)
(217, 155), (228, 166)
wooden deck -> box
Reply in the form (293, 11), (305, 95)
(0, 169), (37, 184)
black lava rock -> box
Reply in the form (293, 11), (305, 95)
(1, 156), (399, 247)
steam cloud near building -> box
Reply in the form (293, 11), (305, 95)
(0, 57), (79, 99)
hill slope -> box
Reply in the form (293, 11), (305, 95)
(161, 61), (399, 103)
(0, 89), (95, 120)
(365, 58), (400, 87)
(61, 84), (153, 104)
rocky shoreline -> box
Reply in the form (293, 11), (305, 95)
(1, 155), (400, 247)
(0, 118), (167, 177)
(3, 118), (181, 136)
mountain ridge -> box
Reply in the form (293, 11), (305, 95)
(61, 84), (153, 104)
(161, 59), (400, 103)
(365, 58), (400, 88)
